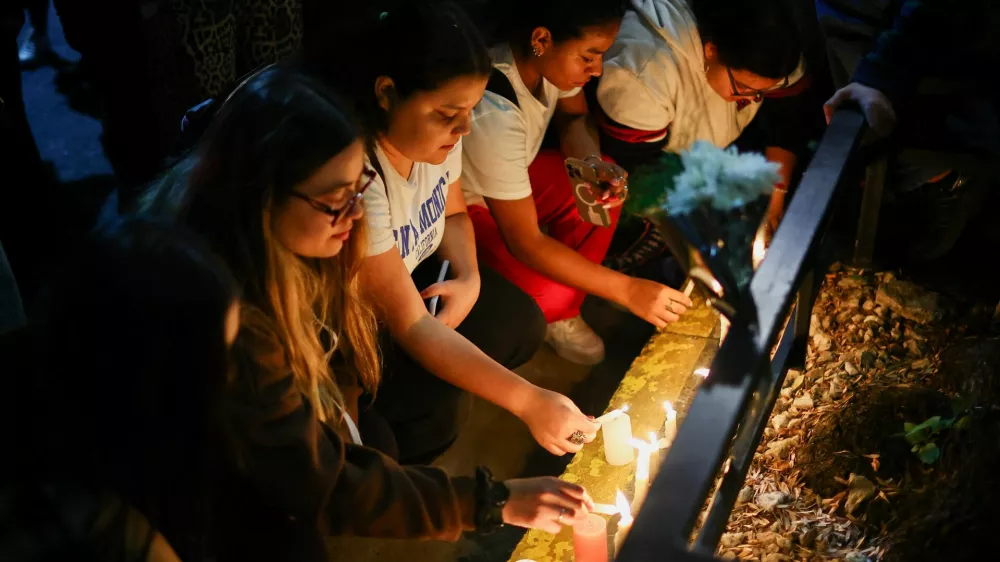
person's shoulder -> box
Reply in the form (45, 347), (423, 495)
(469, 98), (527, 143)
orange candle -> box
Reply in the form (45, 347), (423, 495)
(573, 513), (609, 562)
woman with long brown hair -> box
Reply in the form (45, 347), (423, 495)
(142, 63), (593, 560)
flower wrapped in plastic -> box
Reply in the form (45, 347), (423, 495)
(625, 141), (780, 321)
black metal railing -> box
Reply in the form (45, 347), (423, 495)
(618, 109), (869, 561)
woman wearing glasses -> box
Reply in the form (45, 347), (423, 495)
(595, 0), (808, 233)
(324, 1), (599, 465)
(142, 63), (594, 559)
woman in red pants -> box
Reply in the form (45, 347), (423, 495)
(462, 0), (693, 365)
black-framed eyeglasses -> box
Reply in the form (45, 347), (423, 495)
(289, 165), (377, 226)
(727, 67), (789, 103)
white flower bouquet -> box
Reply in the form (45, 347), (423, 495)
(625, 141), (781, 319)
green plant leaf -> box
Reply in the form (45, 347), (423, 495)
(903, 422), (916, 432)
(917, 442), (940, 464)
(954, 415), (972, 430)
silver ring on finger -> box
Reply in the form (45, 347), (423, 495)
(557, 508), (567, 524)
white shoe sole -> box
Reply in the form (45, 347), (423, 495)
(544, 338), (606, 366)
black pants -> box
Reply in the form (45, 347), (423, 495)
(372, 259), (546, 465)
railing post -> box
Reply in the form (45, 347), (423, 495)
(852, 153), (887, 268)
(790, 268), (815, 370)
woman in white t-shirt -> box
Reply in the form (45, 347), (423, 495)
(335, 2), (600, 463)
(462, 0), (693, 366)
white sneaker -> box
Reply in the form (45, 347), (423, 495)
(545, 316), (606, 365)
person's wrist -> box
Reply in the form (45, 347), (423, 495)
(475, 466), (509, 533)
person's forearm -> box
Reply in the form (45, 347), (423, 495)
(437, 213), (479, 281)
(510, 230), (632, 306)
(396, 316), (537, 417)
(558, 114), (602, 160)
(765, 146), (796, 188)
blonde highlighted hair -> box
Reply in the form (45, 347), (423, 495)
(141, 63), (380, 420)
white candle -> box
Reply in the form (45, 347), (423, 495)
(613, 490), (633, 557)
(719, 316), (731, 344)
(602, 409), (634, 466)
(663, 401), (678, 447)
(647, 431), (662, 481)
(591, 503), (619, 516)
(629, 437), (651, 512)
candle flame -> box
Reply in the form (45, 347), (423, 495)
(628, 437), (649, 450)
(649, 432), (658, 445)
(752, 231), (767, 269)
(663, 401), (676, 416)
(621, 404), (630, 413)
(694, 367), (710, 378)
(615, 490), (632, 522)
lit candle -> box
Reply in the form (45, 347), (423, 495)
(647, 431), (662, 480)
(752, 229), (767, 269)
(663, 401), (678, 447)
(628, 437), (651, 512)
(613, 490), (633, 557)
(602, 407), (634, 466)
(573, 513), (609, 562)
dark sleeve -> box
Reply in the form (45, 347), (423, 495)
(231, 332), (476, 542)
(850, 0), (954, 100)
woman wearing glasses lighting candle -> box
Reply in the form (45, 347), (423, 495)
(594, 0), (809, 235)
(142, 63), (593, 559)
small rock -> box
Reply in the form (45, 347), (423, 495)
(798, 528), (818, 548)
(851, 313), (865, 324)
(787, 417), (802, 429)
(862, 300), (875, 311)
(829, 381), (844, 399)
(737, 487), (754, 504)
(864, 329), (873, 342)
(821, 316), (832, 330)
(905, 339), (922, 356)
(812, 332), (833, 352)
(863, 314), (880, 325)
(911, 358), (932, 370)
(764, 427), (776, 438)
(720, 532), (745, 548)
(775, 398), (790, 412)
(769, 521), (783, 533)
(793, 396), (814, 410)
(771, 413), (789, 430)
(817, 351), (835, 364)
(844, 362), (858, 375)
(766, 436), (800, 459)
(876, 280), (944, 324)
(756, 491), (792, 510)
(790, 375), (804, 391)
(720, 551), (737, 561)
(763, 554), (791, 562)
(883, 271), (896, 283)
(846, 473), (877, 515)
(766, 543), (780, 554)
(780, 387), (792, 399)
(876, 305), (886, 316)
(837, 310), (854, 324)
(805, 367), (824, 380)
(757, 532), (777, 547)
(775, 536), (793, 551)
(845, 553), (871, 562)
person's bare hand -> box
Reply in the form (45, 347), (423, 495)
(516, 387), (599, 455)
(622, 278), (694, 328)
(420, 274), (480, 329)
(824, 83), (896, 137)
(502, 478), (595, 534)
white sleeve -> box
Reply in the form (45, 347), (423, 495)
(462, 106), (533, 201)
(361, 172), (397, 257)
(597, 62), (674, 134)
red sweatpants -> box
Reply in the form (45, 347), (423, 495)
(469, 149), (622, 323)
